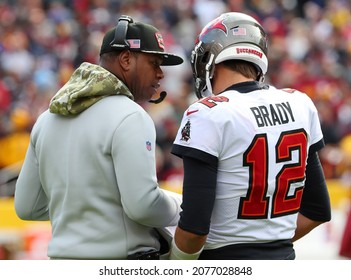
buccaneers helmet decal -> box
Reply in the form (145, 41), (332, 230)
(196, 17), (228, 44)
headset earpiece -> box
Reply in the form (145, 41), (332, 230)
(110, 15), (133, 50)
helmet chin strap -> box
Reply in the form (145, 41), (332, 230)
(202, 53), (215, 98)
(257, 72), (265, 83)
(204, 74), (213, 97)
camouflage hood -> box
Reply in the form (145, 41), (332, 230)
(49, 62), (133, 116)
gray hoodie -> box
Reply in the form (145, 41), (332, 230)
(15, 62), (181, 259)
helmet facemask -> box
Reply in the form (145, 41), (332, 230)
(191, 42), (215, 99)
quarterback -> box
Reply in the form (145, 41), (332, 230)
(170, 12), (331, 260)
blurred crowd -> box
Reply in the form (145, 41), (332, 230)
(1, 0), (351, 190)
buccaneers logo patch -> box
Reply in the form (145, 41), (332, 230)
(155, 32), (165, 50)
(180, 120), (191, 142)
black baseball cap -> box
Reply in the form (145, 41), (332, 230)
(100, 16), (183, 66)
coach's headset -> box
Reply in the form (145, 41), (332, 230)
(109, 15), (167, 104)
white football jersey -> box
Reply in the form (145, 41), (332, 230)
(173, 84), (323, 249)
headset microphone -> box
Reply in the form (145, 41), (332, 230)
(149, 91), (167, 104)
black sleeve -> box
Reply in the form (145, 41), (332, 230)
(178, 155), (218, 235)
(300, 151), (331, 222)
(172, 144), (218, 166)
(309, 138), (325, 154)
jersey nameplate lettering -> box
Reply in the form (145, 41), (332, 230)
(250, 101), (295, 127)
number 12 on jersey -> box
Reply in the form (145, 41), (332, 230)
(238, 129), (308, 219)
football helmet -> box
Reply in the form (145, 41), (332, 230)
(190, 12), (268, 99)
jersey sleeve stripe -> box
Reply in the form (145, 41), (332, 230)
(171, 144), (218, 166)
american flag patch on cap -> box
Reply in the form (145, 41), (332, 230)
(127, 39), (141, 49)
(233, 27), (246, 36)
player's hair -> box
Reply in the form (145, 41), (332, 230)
(221, 60), (258, 80)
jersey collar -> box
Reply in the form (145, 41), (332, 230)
(224, 81), (268, 94)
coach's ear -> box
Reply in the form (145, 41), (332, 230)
(119, 50), (134, 71)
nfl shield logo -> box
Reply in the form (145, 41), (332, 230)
(146, 141), (152, 151)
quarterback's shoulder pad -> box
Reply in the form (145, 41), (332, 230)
(195, 95), (230, 110)
(278, 87), (308, 95)
(184, 95), (231, 120)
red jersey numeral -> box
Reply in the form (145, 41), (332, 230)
(198, 96), (229, 108)
(238, 129), (307, 219)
